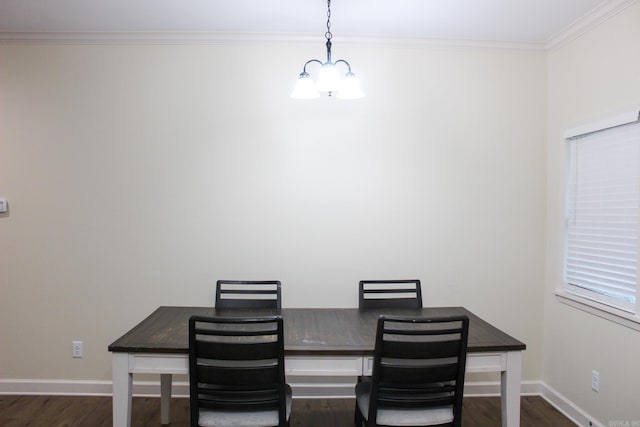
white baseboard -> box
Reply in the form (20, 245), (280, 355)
(0, 379), (178, 397)
(0, 378), (604, 426)
(0, 378), (542, 398)
(0, 379), (547, 399)
(462, 380), (541, 397)
(539, 382), (604, 427)
(0, 378), (355, 399)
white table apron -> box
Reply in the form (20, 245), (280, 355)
(111, 350), (522, 427)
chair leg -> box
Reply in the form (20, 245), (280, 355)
(354, 403), (362, 427)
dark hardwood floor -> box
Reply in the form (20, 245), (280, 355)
(0, 395), (576, 427)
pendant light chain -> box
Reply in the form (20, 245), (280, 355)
(325, 0), (333, 63)
(326, 0), (332, 41)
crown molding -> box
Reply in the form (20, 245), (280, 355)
(546, 0), (639, 50)
(1, 1), (636, 51)
(0, 31), (302, 45)
(0, 30), (544, 50)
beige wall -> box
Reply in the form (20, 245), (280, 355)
(0, 40), (546, 383)
(545, 1), (640, 424)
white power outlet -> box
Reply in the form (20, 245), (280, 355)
(591, 370), (600, 392)
(72, 341), (83, 358)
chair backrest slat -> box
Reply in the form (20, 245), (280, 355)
(381, 338), (463, 359)
(215, 280), (282, 309)
(379, 362), (460, 385)
(196, 340), (280, 361)
(197, 364), (279, 388)
(359, 280), (422, 309)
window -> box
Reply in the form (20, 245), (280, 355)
(564, 111), (640, 315)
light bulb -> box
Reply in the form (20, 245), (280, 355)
(336, 73), (365, 99)
(290, 74), (319, 99)
(316, 64), (341, 93)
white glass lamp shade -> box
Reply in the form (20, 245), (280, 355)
(336, 74), (365, 99)
(315, 64), (341, 93)
(290, 74), (319, 99)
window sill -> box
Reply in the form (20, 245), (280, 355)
(555, 290), (640, 332)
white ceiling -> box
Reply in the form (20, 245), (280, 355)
(0, 0), (614, 44)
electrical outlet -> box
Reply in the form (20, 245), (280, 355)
(72, 341), (83, 358)
(591, 370), (599, 392)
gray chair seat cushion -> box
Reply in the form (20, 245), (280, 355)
(199, 385), (292, 427)
(355, 382), (454, 426)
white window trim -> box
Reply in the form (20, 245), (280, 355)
(563, 108), (640, 139)
(555, 289), (640, 331)
(560, 106), (640, 329)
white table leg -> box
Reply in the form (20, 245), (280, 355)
(112, 353), (133, 427)
(160, 374), (172, 425)
(500, 351), (522, 427)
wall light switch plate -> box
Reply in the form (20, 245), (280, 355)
(0, 199), (7, 213)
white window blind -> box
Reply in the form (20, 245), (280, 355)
(566, 119), (640, 313)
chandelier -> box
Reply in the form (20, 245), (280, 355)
(290, 0), (365, 100)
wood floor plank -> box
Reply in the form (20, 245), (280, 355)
(0, 395), (576, 426)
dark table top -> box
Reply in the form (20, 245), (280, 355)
(108, 306), (526, 355)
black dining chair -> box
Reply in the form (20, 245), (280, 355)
(215, 280), (282, 309)
(354, 315), (469, 427)
(188, 315), (291, 427)
(359, 280), (423, 309)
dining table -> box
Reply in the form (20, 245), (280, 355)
(109, 306), (526, 427)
